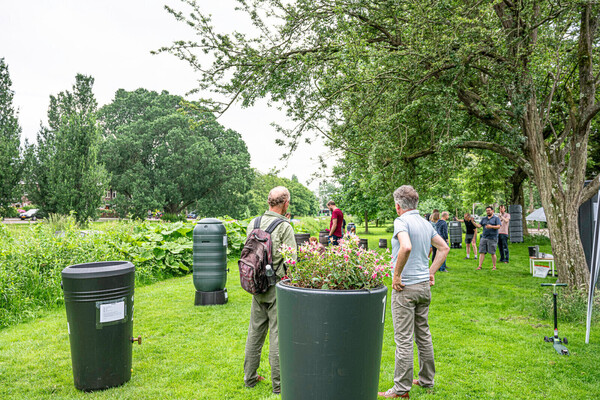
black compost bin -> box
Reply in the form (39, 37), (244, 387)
(62, 261), (139, 391)
(193, 218), (228, 305)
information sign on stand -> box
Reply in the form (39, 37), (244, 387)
(533, 264), (550, 278)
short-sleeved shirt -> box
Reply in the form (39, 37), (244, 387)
(391, 210), (438, 286)
(330, 208), (344, 237)
(464, 219), (476, 235)
(480, 215), (501, 240)
(498, 212), (510, 235)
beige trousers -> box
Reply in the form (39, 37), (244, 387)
(243, 291), (280, 392)
(391, 281), (435, 394)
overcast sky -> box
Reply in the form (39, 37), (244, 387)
(0, 0), (329, 190)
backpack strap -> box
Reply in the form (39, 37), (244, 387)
(254, 216), (262, 230)
(265, 218), (287, 234)
(264, 217), (291, 275)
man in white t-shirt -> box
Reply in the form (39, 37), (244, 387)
(379, 185), (449, 399)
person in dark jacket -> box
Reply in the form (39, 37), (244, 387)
(432, 211), (449, 272)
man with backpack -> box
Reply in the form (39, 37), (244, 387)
(242, 186), (296, 395)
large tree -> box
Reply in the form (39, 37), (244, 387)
(25, 74), (107, 223)
(246, 170), (319, 217)
(0, 58), (22, 216)
(98, 89), (253, 219)
(162, 0), (600, 288)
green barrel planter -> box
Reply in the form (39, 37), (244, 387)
(277, 282), (388, 400)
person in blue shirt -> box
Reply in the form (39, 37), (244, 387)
(433, 212), (449, 272)
(474, 206), (501, 270)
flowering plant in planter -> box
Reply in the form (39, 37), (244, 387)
(280, 235), (392, 290)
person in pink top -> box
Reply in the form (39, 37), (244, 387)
(498, 205), (511, 263)
(327, 200), (344, 245)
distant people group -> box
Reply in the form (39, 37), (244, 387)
(426, 205), (511, 272)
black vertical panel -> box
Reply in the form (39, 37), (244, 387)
(579, 181), (598, 271)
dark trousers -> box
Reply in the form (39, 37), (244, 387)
(431, 246), (447, 271)
(498, 234), (509, 262)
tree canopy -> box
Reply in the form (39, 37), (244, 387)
(163, 0), (600, 288)
(24, 74), (107, 223)
(0, 58), (22, 216)
(98, 89), (253, 219)
(246, 170), (319, 217)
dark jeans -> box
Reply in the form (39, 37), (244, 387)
(431, 246), (447, 271)
(498, 234), (509, 262)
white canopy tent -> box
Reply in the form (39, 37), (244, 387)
(526, 207), (546, 222)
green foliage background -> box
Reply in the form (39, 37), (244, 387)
(0, 58), (22, 217)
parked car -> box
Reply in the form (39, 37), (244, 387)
(187, 212), (199, 219)
(19, 209), (38, 221)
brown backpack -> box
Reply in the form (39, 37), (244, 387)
(238, 216), (288, 294)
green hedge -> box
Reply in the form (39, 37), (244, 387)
(0, 217), (255, 329)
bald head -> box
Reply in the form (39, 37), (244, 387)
(268, 186), (291, 214)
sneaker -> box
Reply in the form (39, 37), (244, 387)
(475, 256), (478, 259)
(464, 257), (470, 259)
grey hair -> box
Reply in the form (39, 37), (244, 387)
(393, 185), (419, 210)
(268, 186), (291, 207)
(441, 211), (449, 218)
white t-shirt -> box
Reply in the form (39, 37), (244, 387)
(391, 210), (438, 286)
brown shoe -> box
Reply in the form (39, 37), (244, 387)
(378, 389), (409, 398)
(245, 375), (265, 388)
(413, 379), (433, 388)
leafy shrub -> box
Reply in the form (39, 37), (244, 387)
(280, 235), (392, 290)
(1, 207), (19, 218)
(221, 217), (251, 257)
(291, 217), (329, 236)
(162, 213), (187, 222)
(112, 222), (193, 277)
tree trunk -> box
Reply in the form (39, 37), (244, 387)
(364, 210), (369, 234)
(524, 102), (590, 289)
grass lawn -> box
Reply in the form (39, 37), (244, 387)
(1, 225), (600, 399)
